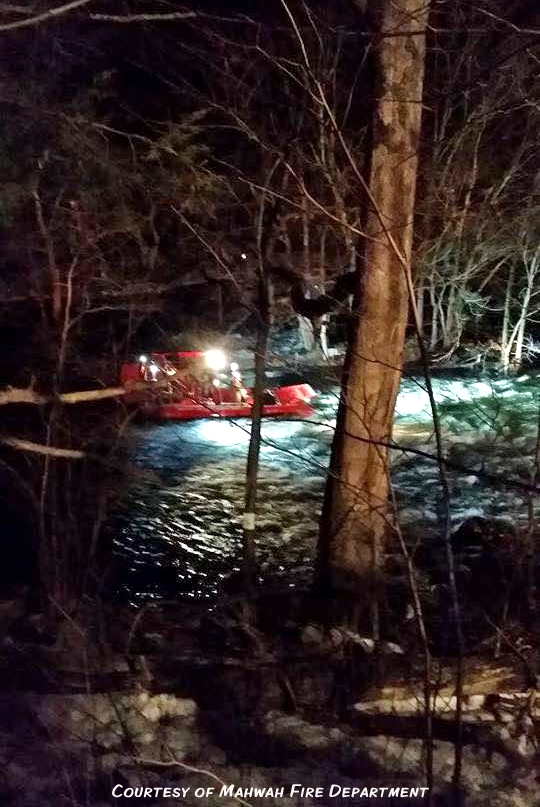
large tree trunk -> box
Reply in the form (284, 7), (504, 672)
(317, 0), (428, 613)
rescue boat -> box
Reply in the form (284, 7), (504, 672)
(120, 350), (316, 420)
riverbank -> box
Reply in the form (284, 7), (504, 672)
(0, 593), (537, 806)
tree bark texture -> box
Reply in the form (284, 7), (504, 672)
(317, 0), (428, 601)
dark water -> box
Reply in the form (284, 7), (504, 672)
(112, 370), (539, 602)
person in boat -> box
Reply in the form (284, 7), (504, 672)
(148, 361), (161, 382)
(185, 355), (216, 400)
(159, 358), (177, 396)
(162, 357), (177, 377)
(200, 370), (216, 400)
(138, 355), (161, 383)
(138, 355), (148, 381)
(230, 362), (247, 403)
(263, 389), (278, 405)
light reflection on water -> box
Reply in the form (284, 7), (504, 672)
(112, 371), (539, 602)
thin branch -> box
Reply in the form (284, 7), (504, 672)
(132, 756), (253, 807)
(0, 0), (92, 31)
(89, 10), (196, 24)
(0, 4), (36, 14)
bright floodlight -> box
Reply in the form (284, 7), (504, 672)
(205, 349), (226, 371)
(240, 253), (248, 260)
(139, 355), (148, 363)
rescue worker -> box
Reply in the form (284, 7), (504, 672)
(162, 357), (177, 377)
(200, 370), (216, 400)
(148, 361), (160, 382)
(139, 355), (158, 383)
(187, 355), (214, 399)
(160, 357), (177, 397)
(230, 362), (245, 403)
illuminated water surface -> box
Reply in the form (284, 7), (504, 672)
(112, 370), (539, 601)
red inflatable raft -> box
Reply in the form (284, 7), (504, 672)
(120, 350), (316, 420)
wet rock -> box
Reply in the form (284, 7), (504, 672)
(95, 727), (126, 749)
(100, 752), (123, 773)
(36, 692), (198, 747)
(301, 624), (324, 645)
(381, 640), (405, 655)
(203, 743), (227, 765)
(341, 630), (375, 653)
(399, 507), (425, 524)
(116, 765), (150, 790)
(467, 694), (487, 710)
(489, 752), (509, 773)
(329, 627), (344, 647)
(475, 790), (535, 807)
(357, 736), (427, 776)
(264, 711), (343, 753)
(0, 598), (25, 637)
(497, 711), (515, 723)
(160, 722), (201, 760)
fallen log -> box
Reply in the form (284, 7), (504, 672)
(359, 656), (530, 702)
(0, 379), (170, 407)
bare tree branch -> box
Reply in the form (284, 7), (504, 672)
(1, 437), (85, 459)
(0, 4), (37, 14)
(89, 10), (196, 24)
(132, 756), (253, 807)
(0, 381), (167, 407)
(0, 0), (92, 31)
(0, 1), (197, 31)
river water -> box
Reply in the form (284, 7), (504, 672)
(111, 368), (539, 602)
